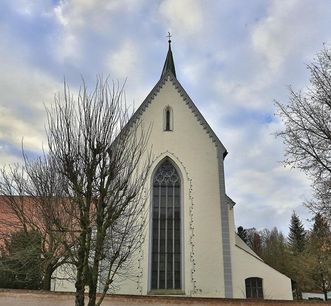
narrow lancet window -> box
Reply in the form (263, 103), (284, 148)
(166, 109), (171, 131)
(151, 159), (181, 290)
(164, 106), (173, 131)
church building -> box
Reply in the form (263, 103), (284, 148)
(53, 40), (293, 300)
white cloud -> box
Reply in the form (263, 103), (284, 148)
(252, 0), (331, 72)
(107, 40), (139, 79)
(221, 117), (313, 233)
(52, 0), (149, 66)
(54, 32), (81, 63)
(54, 0), (146, 29)
(159, 0), (204, 39)
(0, 39), (62, 155)
(11, 0), (54, 17)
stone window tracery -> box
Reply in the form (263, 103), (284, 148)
(151, 159), (181, 290)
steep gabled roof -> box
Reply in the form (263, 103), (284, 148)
(126, 46), (228, 159)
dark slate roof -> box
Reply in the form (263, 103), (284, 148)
(161, 42), (176, 79)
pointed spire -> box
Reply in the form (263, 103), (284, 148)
(161, 32), (177, 79)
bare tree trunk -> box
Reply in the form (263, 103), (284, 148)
(88, 288), (97, 306)
(42, 264), (54, 291)
(322, 275), (328, 301)
(75, 224), (88, 306)
(75, 263), (85, 306)
(75, 285), (85, 306)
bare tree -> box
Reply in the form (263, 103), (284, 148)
(0, 155), (76, 290)
(245, 228), (262, 256)
(275, 46), (331, 221)
(46, 78), (151, 306)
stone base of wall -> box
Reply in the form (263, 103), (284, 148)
(0, 289), (328, 306)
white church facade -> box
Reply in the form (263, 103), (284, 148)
(52, 42), (293, 300)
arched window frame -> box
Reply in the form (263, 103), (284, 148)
(245, 277), (264, 299)
(163, 106), (174, 131)
(149, 157), (183, 293)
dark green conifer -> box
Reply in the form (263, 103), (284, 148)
(288, 212), (306, 253)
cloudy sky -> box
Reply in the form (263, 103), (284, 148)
(0, 0), (330, 234)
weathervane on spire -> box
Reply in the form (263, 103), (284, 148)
(167, 32), (172, 46)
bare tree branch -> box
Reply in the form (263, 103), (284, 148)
(275, 46), (331, 221)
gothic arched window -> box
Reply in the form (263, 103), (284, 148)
(151, 159), (181, 290)
(245, 277), (263, 298)
(163, 106), (173, 131)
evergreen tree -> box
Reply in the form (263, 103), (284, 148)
(307, 213), (331, 300)
(260, 228), (290, 275)
(288, 212), (306, 253)
(0, 230), (42, 289)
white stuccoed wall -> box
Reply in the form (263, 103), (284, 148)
(117, 77), (226, 297)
